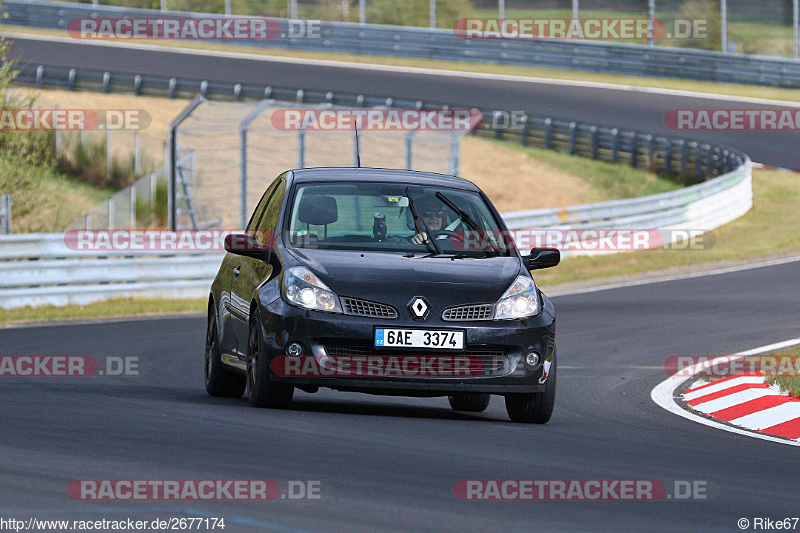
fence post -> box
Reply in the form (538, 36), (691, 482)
(448, 131), (460, 176)
(0, 194), (10, 234)
(405, 131), (415, 170)
(297, 130), (306, 169)
(106, 128), (112, 184)
(590, 126), (598, 159)
(631, 134), (639, 168)
(611, 128), (620, 163)
(108, 198), (115, 229)
(521, 116), (529, 147)
(134, 131), (141, 175)
(130, 186), (137, 228)
(54, 104), (61, 154)
(168, 95), (204, 231)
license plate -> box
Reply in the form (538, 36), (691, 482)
(374, 328), (464, 350)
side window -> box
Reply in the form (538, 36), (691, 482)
(255, 181), (286, 244)
(246, 180), (278, 234)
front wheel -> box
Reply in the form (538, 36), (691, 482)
(504, 350), (556, 424)
(448, 393), (491, 412)
(247, 309), (294, 408)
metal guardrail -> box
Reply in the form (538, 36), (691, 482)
(0, 157), (751, 309)
(11, 62), (746, 183)
(0, 194), (10, 234)
(4, 0), (800, 88)
(0, 233), (222, 308)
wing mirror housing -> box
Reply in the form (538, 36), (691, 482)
(224, 233), (274, 263)
(523, 247), (560, 270)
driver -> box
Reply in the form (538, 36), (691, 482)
(410, 198), (449, 245)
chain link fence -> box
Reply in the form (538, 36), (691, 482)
(166, 98), (463, 231)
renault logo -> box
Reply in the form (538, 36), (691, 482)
(408, 297), (430, 320)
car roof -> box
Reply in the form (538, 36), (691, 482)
(288, 167), (481, 191)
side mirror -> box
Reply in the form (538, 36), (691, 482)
(224, 233), (273, 261)
(524, 247), (560, 270)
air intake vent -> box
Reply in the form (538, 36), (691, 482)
(442, 303), (494, 321)
(341, 297), (398, 318)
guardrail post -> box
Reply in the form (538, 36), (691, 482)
(108, 198), (115, 229)
(168, 78), (177, 99)
(521, 118), (529, 147)
(705, 146), (714, 177)
(631, 134), (639, 168)
(544, 118), (553, 149)
(569, 122), (577, 154)
(85, 214), (91, 231)
(664, 139), (673, 174)
(694, 143), (702, 181)
(35, 65), (44, 89)
(590, 126), (598, 160)
(611, 128), (620, 163)
(680, 140), (688, 176)
(0, 194), (10, 235)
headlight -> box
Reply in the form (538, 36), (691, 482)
(283, 266), (342, 313)
(494, 275), (540, 320)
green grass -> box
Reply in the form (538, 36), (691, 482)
(765, 348), (800, 397)
(0, 153), (116, 233)
(534, 167), (800, 288)
(491, 139), (682, 200)
(5, 25), (800, 103)
(0, 297), (207, 327)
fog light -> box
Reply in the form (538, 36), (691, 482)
(287, 343), (303, 357)
(525, 351), (541, 369)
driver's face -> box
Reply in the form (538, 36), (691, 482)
(422, 208), (444, 230)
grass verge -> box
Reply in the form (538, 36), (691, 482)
(0, 297), (207, 327)
(0, 153), (116, 232)
(765, 348), (800, 397)
(4, 26), (800, 104)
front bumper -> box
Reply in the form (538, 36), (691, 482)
(257, 294), (556, 395)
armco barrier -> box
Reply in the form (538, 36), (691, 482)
(4, 0), (800, 88)
(0, 160), (750, 309)
(0, 233), (222, 308)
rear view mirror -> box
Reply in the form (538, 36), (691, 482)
(224, 233), (273, 261)
(524, 248), (560, 270)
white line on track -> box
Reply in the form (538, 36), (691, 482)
(651, 337), (800, 447)
(6, 32), (800, 108)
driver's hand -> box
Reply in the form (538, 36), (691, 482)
(411, 232), (429, 245)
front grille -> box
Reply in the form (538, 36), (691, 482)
(321, 341), (509, 375)
(341, 297), (398, 319)
(442, 303), (494, 321)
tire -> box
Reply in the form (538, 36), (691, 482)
(504, 350), (557, 424)
(205, 311), (246, 398)
(247, 309), (294, 408)
(448, 393), (491, 413)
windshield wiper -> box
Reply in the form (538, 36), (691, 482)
(435, 192), (501, 256)
(406, 187), (442, 256)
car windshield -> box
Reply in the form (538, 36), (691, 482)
(286, 182), (513, 256)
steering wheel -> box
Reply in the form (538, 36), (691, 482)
(382, 235), (408, 245)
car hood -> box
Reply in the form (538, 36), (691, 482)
(286, 248), (522, 312)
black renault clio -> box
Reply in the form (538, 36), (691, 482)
(205, 168), (559, 423)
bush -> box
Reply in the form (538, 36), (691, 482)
(368, 0), (473, 28)
(675, 0), (722, 51)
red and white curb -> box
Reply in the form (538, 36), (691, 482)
(682, 372), (800, 440)
(652, 338), (800, 447)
